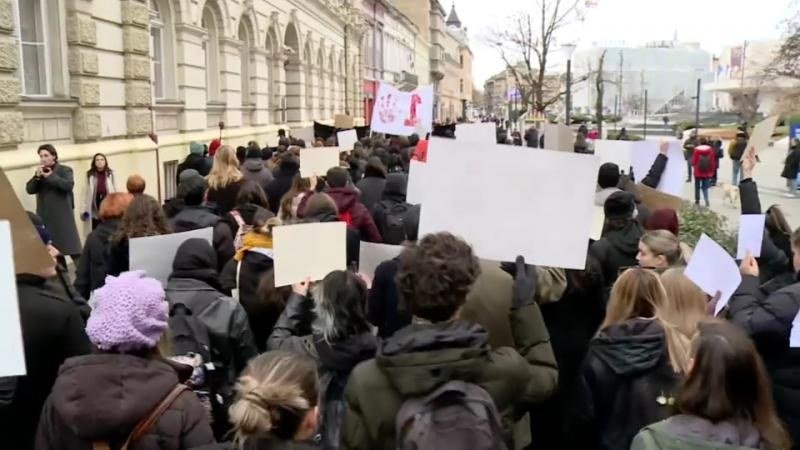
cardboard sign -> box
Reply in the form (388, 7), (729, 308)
(0, 221), (27, 377)
(299, 147), (341, 178)
(370, 83), (434, 136)
(419, 138), (600, 269)
(636, 183), (683, 212)
(0, 168), (53, 275)
(273, 222), (347, 287)
(749, 115), (780, 154)
(129, 227), (214, 286)
(337, 129), (358, 152)
(334, 114), (355, 129)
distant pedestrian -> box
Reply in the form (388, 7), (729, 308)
(525, 125), (539, 148)
(781, 138), (800, 198)
(692, 139), (717, 207)
(729, 131), (748, 186)
(177, 141), (210, 183)
(82, 153), (117, 230)
(25, 144), (82, 265)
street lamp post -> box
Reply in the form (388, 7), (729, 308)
(562, 43), (577, 126)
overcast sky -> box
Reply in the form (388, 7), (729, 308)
(452, 0), (792, 86)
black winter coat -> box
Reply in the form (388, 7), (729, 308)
(590, 222), (643, 286)
(739, 179), (793, 283)
(726, 275), (800, 448)
(268, 293), (377, 450)
(106, 238), (129, 277)
(0, 275), (91, 450)
(571, 319), (681, 450)
(195, 438), (319, 450)
(207, 180), (245, 216)
(366, 258), (408, 338)
(176, 154), (210, 185)
(782, 146), (800, 180)
(355, 176), (386, 212)
(266, 165), (300, 214)
(74, 219), (119, 299)
(220, 249), (277, 351)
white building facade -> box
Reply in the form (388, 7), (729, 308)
(4, 0), (366, 209)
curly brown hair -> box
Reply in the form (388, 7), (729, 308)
(112, 194), (170, 242)
(397, 232), (480, 323)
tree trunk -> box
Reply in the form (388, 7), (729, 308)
(595, 50), (607, 138)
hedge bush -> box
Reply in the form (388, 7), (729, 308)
(679, 202), (737, 256)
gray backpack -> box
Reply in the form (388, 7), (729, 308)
(395, 380), (508, 450)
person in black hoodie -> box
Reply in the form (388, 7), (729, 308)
(268, 270), (377, 450)
(727, 245), (800, 447)
(266, 154), (300, 214)
(571, 268), (688, 450)
(169, 174), (220, 231)
(370, 172), (419, 245)
(355, 157), (387, 211)
(591, 191), (644, 286)
(242, 145), (274, 192)
(0, 243), (91, 450)
(74, 192), (134, 298)
(166, 238), (258, 437)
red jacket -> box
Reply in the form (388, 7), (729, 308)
(297, 187), (383, 243)
(692, 145), (717, 179)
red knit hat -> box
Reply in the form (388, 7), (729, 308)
(645, 208), (679, 236)
(208, 139), (222, 157)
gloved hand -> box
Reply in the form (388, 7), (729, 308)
(508, 255), (538, 309)
(81, 212), (90, 221)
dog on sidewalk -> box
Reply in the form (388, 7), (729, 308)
(717, 182), (740, 208)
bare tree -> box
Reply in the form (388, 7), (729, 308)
(767, 3), (800, 114)
(487, 0), (584, 115)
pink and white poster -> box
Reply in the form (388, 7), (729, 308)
(370, 83), (434, 136)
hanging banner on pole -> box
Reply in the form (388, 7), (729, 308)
(370, 83), (434, 136)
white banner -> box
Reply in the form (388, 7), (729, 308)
(370, 83), (434, 136)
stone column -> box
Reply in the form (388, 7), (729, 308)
(0, 0), (22, 148)
(271, 54), (286, 124)
(121, 0), (152, 137)
(249, 47), (271, 126)
(66, 1), (101, 141)
(219, 37), (243, 128)
(174, 24), (207, 131)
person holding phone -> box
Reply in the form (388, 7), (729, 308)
(26, 144), (82, 265)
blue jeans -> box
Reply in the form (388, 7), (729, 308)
(695, 178), (710, 206)
(732, 160), (742, 186)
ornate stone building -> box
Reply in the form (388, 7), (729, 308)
(3, 0), (366, 209)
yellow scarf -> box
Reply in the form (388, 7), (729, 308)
(235, 231), (273, 262)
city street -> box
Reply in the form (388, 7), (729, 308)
(677, 138), (798, 229)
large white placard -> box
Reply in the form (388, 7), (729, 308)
(273, 222), (347, 287)
(292, 126), (315, 144)
(337, 129), (358, 152)
(300, 147), (341, 178)
(359, 242), (404, 288)
(0, 221), (26, 377)
(370, 83), (434, 136)
(542, 123), (575, 152)
(791, 310), (800, 348)
(590, 206), (605, 240)
(737, 214), (766, 259)
(594, 140), (633, 173)
(630, 140), (686, 197)
(130, 227), (213, 286)
(684, 234), (742, 316)
(456, 122), (496, 145)
(406, 160), (428, 205)
(749, 115), (780, 154)
(418, 138), (600, 269)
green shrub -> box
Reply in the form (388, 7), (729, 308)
(679, 202), (737, 256)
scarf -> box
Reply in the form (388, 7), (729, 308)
(95, 170), (108, 197)
(235, 231), (273, 262)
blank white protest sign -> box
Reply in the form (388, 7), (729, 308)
(455, 123), (496, 144)
(337, 129), (358, 151)
(300, 147), (341, 178)
(292, 126), (315, 144)
(630, 140), (686, 197)
(273, 222), (347, 287)
(0, 221), (26, 377)
(130, 227), (213, 286)
(542, 123), (575, 152)
(684, 234), (742, 316)
(594, 140), (633, 172)
(406, 160), (428, 205)
(737, 214), (766, 259)
(418, 138), (600, 269)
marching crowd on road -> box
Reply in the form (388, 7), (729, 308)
(2, 124), (800, 450)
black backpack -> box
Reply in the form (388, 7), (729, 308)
(167, 302), (217, 418)
(396, 380), (508, 450)
(698, 153), (712, 172)
(379, 200), (411, 245)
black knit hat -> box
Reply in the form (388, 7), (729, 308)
(604, 191), (635, 220)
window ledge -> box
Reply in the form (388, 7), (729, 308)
(153, 100), (185, 113)
(19, 97), (79, 113)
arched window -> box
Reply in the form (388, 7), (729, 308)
(238, 19), (253, 106)
(201, 6), (221, 102)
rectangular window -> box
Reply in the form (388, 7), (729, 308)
(151, 25), (164, 99)
(164, 160), (179, 200)
(19, 0), (49, 96)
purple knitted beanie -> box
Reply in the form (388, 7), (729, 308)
(86, 271), (168, 352)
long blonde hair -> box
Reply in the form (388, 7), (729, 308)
(207, 144), (243, 190)
(660, 268), (708, 337)
(228, 350), (318, 443)
(640, 230), (685, 266)
(602, 268), (693, 374)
